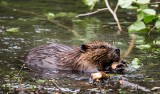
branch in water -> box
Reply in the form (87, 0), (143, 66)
(76, 8), (108, 18)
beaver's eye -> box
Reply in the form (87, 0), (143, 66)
(100, 46), (105, 49)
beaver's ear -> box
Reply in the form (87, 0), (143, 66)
(114, 48), (120, 55)
(80, 44), (89, 52)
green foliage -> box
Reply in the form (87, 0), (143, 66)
(82, 0), (99, 10)
(136, 44), (151, 50)
(55, 12), (76, 18)
(6, 27), (19, 32)
(136, 0), (150, 4)
(45, 13), (55, 20)
(155, 18), (160, 30)
(36, 79), (46, 84)
(118, 0), (160, 32)
(118, 0), (133, 8)
(131, 58), (141, 69)
(45, 12), (76, 20)
(142, 9), (156, 15)
(128, 21), (148, 32)
(82, 0), (160, 33)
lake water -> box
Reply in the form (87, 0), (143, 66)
(0, 0), (160, 93)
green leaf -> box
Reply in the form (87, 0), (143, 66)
(155, 18), (160, 29)
(54, 12), (76, 18)
(143, 15), (156, 23)
(45, 13), (55, 20)
(118, 0), (133, 8)
(142, 9), (156, 15)
(82, 0), (99, 10)
(136, 0), (150, 4)
(36, 79), (46, 84)
(55, 12), (67, 18)
(131, 58), (141, 69)
(128, 21), (147, 32)
(136, 44), (151, 50)
(6, 28), (19, 32)
(137, 12), (144, 21)
(138, 4), (148, 9)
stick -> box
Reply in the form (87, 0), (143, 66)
(114, 2), (119, 13)
(17, 64), (26, 76)
(104, 0), (122, 33)
(51, 80), (65, 94)
(76, 8), (108, 18)
(123, 34), (135, 58)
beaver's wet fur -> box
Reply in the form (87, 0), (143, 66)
(24, 41), (121, 72)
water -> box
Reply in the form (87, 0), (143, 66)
(0, 0), (160, 93)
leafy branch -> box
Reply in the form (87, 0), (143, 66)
(78, 0), (123, 33)
(79, 0), (160, 34)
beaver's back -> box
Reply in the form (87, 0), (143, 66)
(24, 43), (74, 70)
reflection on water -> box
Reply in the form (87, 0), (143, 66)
(0, 0), (160, 93)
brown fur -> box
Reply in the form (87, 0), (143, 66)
(24, 41), (120, 72)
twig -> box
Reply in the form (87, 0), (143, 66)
(51, 80), (65, 94)
(76, 8), (108, 18)
(104, 0), (122, 33)
(123, 34), (135, 58)
(148, 25), (156, 36)
(114, 2), (119, 13)
(14, 64), (26, 83)
(17, 64), (26, 76)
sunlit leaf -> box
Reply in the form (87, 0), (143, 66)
(36, 79), (46, 84)
(155, 18), (160, 29)
(138, 4), (148, 9)
(45, 13), (55, 20)
(118, 0), (133, 8)
(142, 9), (156, 15)
(31, 85), (37, 90)
(128, 21), (147, 32)
(136, 0), (150, 4)
(137, 12), (144, 21)
(82, 0), (99, 10)
(6, 28), (19, 32)
(153, 41), (160, 45)
(131, 58), (141, 69)
(136, 44), (151, 50)
(55, 12), (67, 17)
(150, 4), (159, 8)
(144, 78), (153, 81)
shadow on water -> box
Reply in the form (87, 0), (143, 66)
(0, 0), (160, 93)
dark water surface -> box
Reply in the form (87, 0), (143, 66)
(0, 0), (160, 93)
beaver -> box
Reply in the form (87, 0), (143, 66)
(24, 41), (121, 72)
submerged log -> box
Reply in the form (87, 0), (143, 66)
(91, 72), (150, 92)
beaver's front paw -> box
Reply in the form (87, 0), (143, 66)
(112, 60), (127, 74)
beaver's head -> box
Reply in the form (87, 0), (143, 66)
(80, 41), (120, 71)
